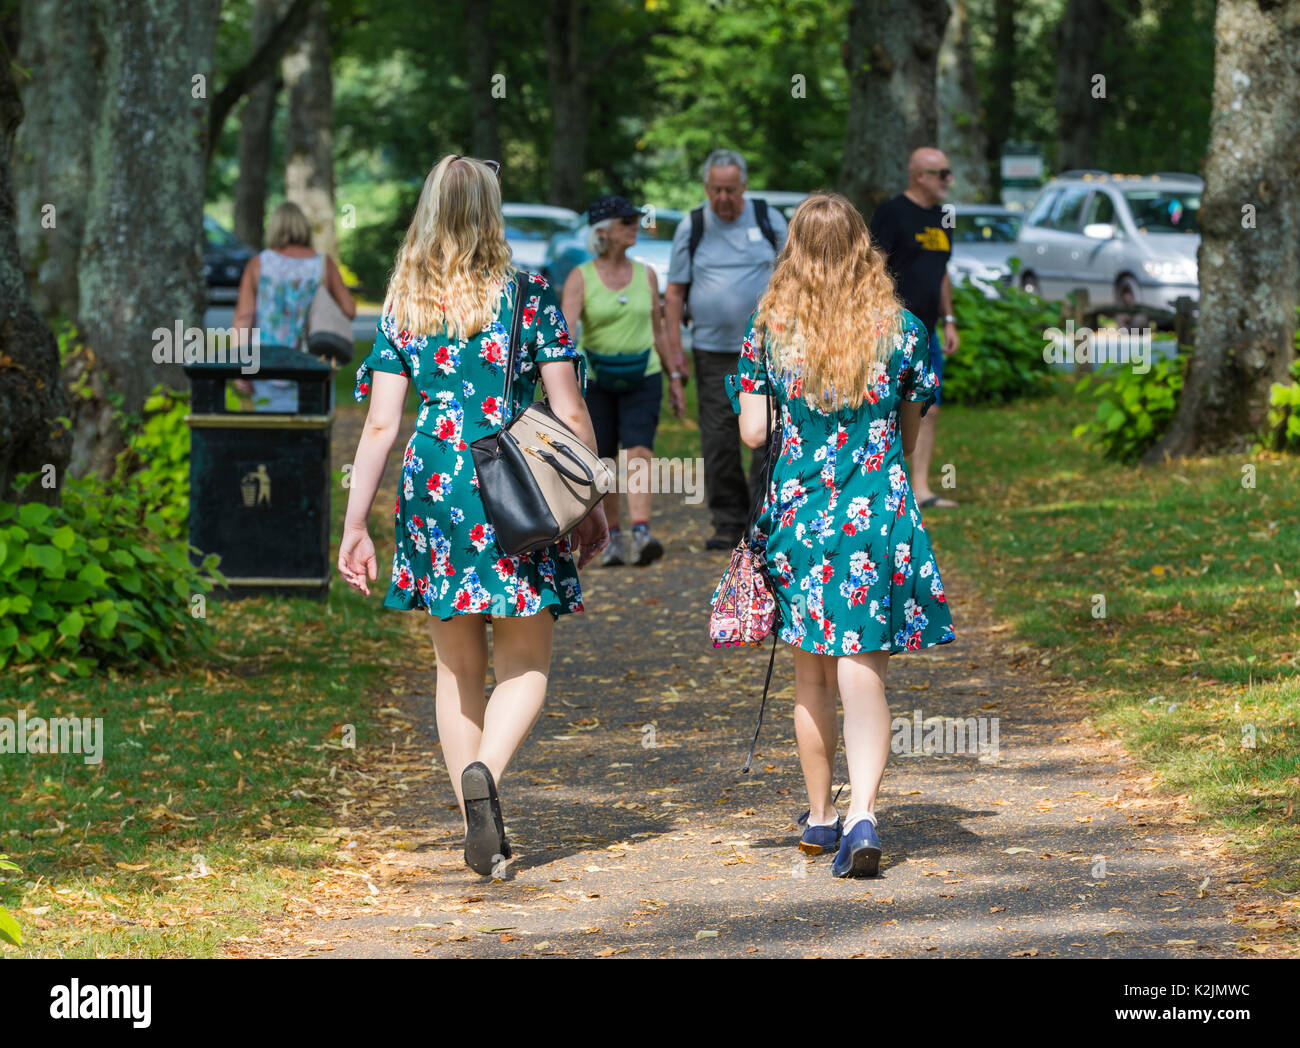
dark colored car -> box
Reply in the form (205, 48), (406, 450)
(203, 216), (255, 303)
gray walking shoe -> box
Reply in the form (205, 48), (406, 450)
(631, 528), (664, 566)
(600, 530), (628, 567)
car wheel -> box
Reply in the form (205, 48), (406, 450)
(1115, 275), (1140, 309)
(1020, 272), (1040, 297)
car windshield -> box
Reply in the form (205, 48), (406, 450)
(204, 217), (241, 248)
(636, 215), (680, 241)
(1123, 190), (1200, 234)
(953, 213), (1021, 244)
(506, 214), (578, 240)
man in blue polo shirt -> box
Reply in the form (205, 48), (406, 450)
(664, 148), (788, 549)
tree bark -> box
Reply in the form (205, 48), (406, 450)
(465, 0), (500, 162)
(937, 0), (991, 202)
(984, 0), (1016, 195)
(12, 0), (98, 323)
(1144, 0), (1300, 461)
(1054, 0), (1132, 171)
(545, 0), (589, 212)
(839, 0), (952, 217)
(75, 0), (220, 430)
(234, 0), (284, 249)
(1, 19), (72, 503)
(283, 0), (336, 258)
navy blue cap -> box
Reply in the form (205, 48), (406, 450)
(587, 194), (640, 225)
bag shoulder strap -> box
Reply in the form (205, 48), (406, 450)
(498, 274), (528, 427)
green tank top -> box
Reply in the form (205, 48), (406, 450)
(577, 260), (660, 376)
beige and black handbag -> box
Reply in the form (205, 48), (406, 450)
(470, 276), (614, 556)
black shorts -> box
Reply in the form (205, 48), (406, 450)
(585, 371), (663, 459)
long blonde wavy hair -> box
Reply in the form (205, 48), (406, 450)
(382, 155), (514, 341)
(753, 192), (903, 409)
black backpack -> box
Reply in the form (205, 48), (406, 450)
(682, 197), (778, 323)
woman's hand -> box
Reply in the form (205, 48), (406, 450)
(572, 505), (610, 569)
(338, 523), (378, 595)
(667, 374), (686, 418)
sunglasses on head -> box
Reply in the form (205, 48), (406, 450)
(922, 168), (953, 180)
(447, 154), (502, 177)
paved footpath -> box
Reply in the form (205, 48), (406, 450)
(229, 410), (1287, 959)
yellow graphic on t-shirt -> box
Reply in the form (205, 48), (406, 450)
(914, 227), (950, 252)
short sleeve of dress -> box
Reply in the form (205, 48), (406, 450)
(725, 310), (770, 414)
(521, 273), (587, 394)
(353, 312), (416, 402)
(897, 312), (938, 417)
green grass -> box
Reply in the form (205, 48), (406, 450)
(0, 412), (421, 956)
(926, 391), (1300, 888)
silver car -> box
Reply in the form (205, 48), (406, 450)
(502, 203), (581, 272)
(946, 204), (1023, 298)
(1015, 172), (1201, 311)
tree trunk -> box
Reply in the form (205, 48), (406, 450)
(75, 0), (220, 432)
(234, 0), (283, 250)
(839, 0), (951, 217)
(283, 0), (336, 258)
(465, 0), (500, 162)
(984, 0), (1016, 195)
(12, 0), (98, 323)
(1054, 0), (1120, 171)
(1144, 0), (1300, 461)
(937, 0), (991, 202)
(1, 20), (72, 503)
(545, 0), (589, 212)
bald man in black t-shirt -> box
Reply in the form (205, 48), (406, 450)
(868, 148), (961, 510)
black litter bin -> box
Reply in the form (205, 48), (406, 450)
(185, 345), (333, 600)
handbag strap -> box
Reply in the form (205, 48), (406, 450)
(497, 273), (528, 426)
(744, 336), (780, 543)
(742, 633), (778, 774)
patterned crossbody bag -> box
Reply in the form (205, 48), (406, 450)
(709, 348), (782, 772)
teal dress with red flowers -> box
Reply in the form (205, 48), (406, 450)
(354, 271), (586, 620)
(725, 309), (956, 655)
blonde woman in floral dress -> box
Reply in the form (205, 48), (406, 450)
(338, 156), (608, 876)
(729, 192), (955, 877)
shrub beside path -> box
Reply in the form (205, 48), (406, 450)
(225, 408), (1294, 959)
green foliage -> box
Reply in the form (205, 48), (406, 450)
(941, 282), (1059, 405)
(0, 463), (224, 678)
(1267, 359), (1300, 451)
(0, 854), (20, 947)
(1071, 347), (1190, 462)
(123, 388), (192, 535)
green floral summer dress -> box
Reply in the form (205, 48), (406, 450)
(726, 309), (956, 655)
(354, 271), (586, 620)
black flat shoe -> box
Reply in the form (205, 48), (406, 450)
(461, 761), (510, 875)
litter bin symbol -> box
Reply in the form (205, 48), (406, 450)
(240, 464), (272, 508)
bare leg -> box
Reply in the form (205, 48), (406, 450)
(837, 651), (892, 823)
(909, 406), (939, 500)
(429, 614), (490, 817)
(477, 612), (554, 781)
(624, 444), (654, 524)
(602, 490), (622, 532)
(793, 648), (839, 823)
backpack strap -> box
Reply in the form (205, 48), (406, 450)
(687, 205), (706, 280)
(752, 198), (778, 252)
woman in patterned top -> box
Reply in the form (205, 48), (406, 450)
(729, 192), (956, 878)
(339, 155), (609, 876)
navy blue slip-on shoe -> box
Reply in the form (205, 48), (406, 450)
(797, 812), (843, 856)
(461, 761), (510, 875)
(831, 817), (882, 878)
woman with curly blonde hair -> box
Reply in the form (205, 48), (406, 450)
(727, 191), (955, 878)
(339, 154), (608, 876)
